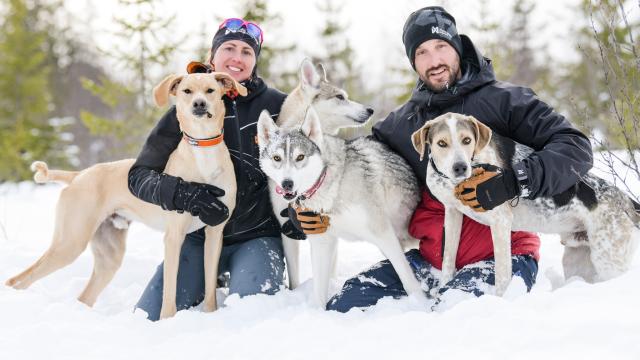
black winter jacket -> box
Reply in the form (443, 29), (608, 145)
(128, 77), (287, 245)
(372, 35), (593, 199)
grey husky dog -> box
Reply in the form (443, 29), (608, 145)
(271, 59), (374, 289)
(258, 107), (424, 307)
(276, 58), (374, 135)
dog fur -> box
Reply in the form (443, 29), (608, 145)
(411, 112), (639, 295)
(5, 72), (246, 319)
(258, 107), (423, 307)
(271, 59), (374, 289)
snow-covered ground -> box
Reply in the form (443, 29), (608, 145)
(1, 179), (639, 360)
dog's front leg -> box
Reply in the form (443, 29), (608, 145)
(373, 229), (425, 300)
(159, 216), (190, 319)
(490, 206), (513, 296)
(272, 192), (300, 289)
(282, 236), (300, 289)
(309, 233), (338, 308)
(202, 224), (225, 312)
(441, 208), (463, 289)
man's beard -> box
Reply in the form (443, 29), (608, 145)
(422, 64), (460, 93)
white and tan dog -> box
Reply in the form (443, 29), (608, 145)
(5, 72), (246, 319)
(411, 113), (639, 295)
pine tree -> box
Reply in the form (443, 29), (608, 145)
(313, 0), (373, 138)
(35, 0), (111, 168)
(0, 0), (65, 181)
(314, 0), (367, 98)
(563, 0), (639, 149)
(562, 0), (640, 195)
(468, 0), (511, 80)
(79, 0), (182, 159)
(235, 0), (298, 91)
(469, 0), (555, 96)
(505, 0), (554, 95)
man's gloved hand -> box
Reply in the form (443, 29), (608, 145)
(454, 164), (519, 212)
(279, 206), (331, 240)
(173, 178), (229, 226)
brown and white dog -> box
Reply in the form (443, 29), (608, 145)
(5, 72), (246, 319)
(411, 112), (639, 295)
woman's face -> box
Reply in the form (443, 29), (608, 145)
(211, 40), (257, 82)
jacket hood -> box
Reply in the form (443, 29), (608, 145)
(409, 35), (496, 110)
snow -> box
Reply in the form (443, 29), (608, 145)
(1, 180), (640, 360)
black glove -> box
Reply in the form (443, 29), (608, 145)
(280, 208), (307, 240)
(454, 164), (519, 212)
(173, 178), (229, 226)
(280, 206), (331, 240)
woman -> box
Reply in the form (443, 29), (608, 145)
(128, 18), (287, 321)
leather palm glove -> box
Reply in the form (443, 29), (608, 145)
(454, 164), (519, 212)
(280, 205), (331, 240)
(173, 178), (230, 226)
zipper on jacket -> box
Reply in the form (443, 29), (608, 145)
(229, 99), (241, 236)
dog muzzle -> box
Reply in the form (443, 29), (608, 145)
(275, 186), (297, 200)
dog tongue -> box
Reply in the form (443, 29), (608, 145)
(275, 185), (296, 200)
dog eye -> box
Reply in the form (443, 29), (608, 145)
(206, 88), (214, 94)
(462, 137), (471, 145)
(273, 155), (281, 162)
(437, 140), (448, 148)
(335, 94), (345, 100)
(183, 89), (192, 94)
(296, 154), (305, 161)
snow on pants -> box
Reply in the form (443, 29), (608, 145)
(135, 229), (285, 321)
(326, 249), (538, 313)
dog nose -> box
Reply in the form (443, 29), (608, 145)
(453, 162), (468, 177)
(192, 99), (207, 110)
(281, 179), (294, 191)
(366, 107), (374, 115)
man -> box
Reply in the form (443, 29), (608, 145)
(322, 6), (593, 312)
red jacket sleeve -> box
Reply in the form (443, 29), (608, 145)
(409, 190), (540, 270)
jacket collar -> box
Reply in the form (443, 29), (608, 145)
(228, 76), (267, 103)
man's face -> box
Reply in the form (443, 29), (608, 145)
(414, 39), (461, 93)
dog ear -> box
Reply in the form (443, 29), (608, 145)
(186, 61), (211, 74)
(153, 74), (183, 107)
(213, 72), (248, 97)
(468, 115), (492, 154)
(411, 123), (432, 161)
(316, 63), (328, 82)
(257, 110), (278, 149)
(301, 107), (323, 150)
(300, 58), (321, 89)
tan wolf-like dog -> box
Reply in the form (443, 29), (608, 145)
(5, 72), (246, 319)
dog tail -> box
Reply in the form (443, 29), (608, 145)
(31, 161), (79, 185)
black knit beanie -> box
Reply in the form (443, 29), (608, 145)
(402, 6), (463, 69)
(211, 26), (261, 58)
